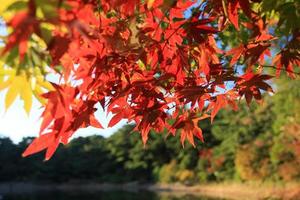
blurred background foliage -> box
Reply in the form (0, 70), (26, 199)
(0, 78), (300, 184)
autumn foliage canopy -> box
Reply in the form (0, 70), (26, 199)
(0, 0), (299, 160)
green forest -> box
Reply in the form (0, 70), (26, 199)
(0, 79), (300, 184)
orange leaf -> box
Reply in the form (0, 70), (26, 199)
(22, 133), (55, 158)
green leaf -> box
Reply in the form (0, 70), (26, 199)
(6, 1), (27, 12)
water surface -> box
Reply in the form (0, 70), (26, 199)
(2, 190), (225, 200)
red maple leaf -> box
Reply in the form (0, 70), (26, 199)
(236, 73), (273, 104)
(0, 0), (293, 160)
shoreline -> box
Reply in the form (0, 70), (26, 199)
(1, 182), (300, 200)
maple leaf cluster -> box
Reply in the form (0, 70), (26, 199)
(0, 0), (299, 160)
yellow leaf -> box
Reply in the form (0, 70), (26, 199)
(5, 76), (21, 110)
(147, 0), (155, 9)
(0, 68), (15, 76)
(0, 66), (15, 90)
(137, 59), (146, 70)
(20, 76), (33, 114)
(37, 77), (54, 91)
(0, 80), (11, 91)
(0, 0), (26, 14)
(33, 85), (46, 105)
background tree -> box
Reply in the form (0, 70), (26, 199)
(0, 78), (300, 183)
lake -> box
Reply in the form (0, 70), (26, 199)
(1, 190), (225, 200)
